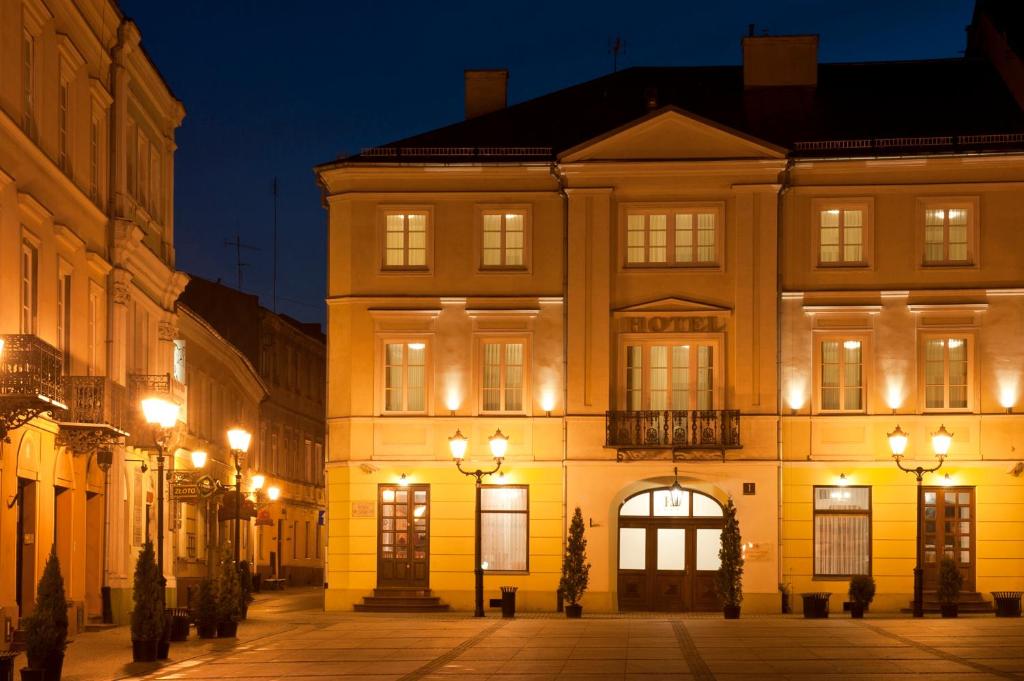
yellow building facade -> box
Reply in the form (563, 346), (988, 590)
(319, 16), (1024, 614)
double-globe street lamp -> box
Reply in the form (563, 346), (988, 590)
(140, 397), (180, 597)
(449, 428), (508, 617)
(888, 423), (953, 618)
(227, 427), (253, 565)
(249, 474), (281, 569)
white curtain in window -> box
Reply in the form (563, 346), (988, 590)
(481, 487), (527, 571)
(648, 214), (667, 262)
(675, 213), (693, 262)
(504, 343), (523, 411)
(482, 214), (502, 266)
(814, 515), (869, 576)
(696, 212), (715, 262)
(505, 213), (524, 266)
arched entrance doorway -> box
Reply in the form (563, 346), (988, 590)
(617, 487), (724, 611)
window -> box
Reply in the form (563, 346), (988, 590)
(315, 522), (321, 559)
(126, 122), (136, 198)
(57, 269), (72, 371)
(625, 208), (718, 266)
(818, 207), (865, 265)
(270, 430), (279, 475)
(922, 201), (975, 265)
(292, 520), (299, 559)
(924, 337), (969, 410)
(22, 29), (35, 136)
(87, 286), (100, 375)
(481, 211), (525, 268)
(481, 341), (525, 412)
(819, 339), (863, 412)
(58, 74), (71, 173)
(383, 212), (428, 268)
(481, 486), (528, 572)
(304, 521), (310, 559)
(623, 341), (716, 410)
(383, 341), (426, 412)
(89, 110), (101, 203)
(20, 240), (38, 334)
(173, 340), (186, 384)
(814, 486), (870, 577)
(137, 131), (149, 208)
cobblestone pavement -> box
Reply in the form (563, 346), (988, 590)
(50, 590), (1024, 681)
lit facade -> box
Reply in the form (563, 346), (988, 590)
(0, 0), (186, 630)
(318, 5), (1024, 614)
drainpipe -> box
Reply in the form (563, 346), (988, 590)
(550, 162), (569, 603)
(776, 160), (794, 601)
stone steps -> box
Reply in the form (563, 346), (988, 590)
(354, 588), (451, 613)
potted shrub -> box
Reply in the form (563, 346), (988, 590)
(237, 561), (254, 620)
(558, 507), (591, 618)
(215, 545), (241, 637)
(938, 557), (963, 618)
(20, 548), (69, 681)
(848, 574), (875, 618)
(130, 542), (164, 663)
(193, 579), (219, 639)
(716, 497), (743, 619)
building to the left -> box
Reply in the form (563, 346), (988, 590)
(0, 0), (187, 633)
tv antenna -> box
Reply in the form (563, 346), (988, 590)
(224, 232), (260, 291)
(609, 35), (625, 72)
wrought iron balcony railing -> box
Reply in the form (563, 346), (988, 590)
(0, 334), (66, 438)
(606, 410), (742, 450)
(56, 376), (129, 451)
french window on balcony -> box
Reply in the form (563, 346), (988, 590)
(0, 334), (66, 438)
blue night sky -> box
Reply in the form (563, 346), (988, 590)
(120, 0), (976, 327)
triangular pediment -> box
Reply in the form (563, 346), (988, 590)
(559, 107), (787, 163)
(615, 297), (732, 314)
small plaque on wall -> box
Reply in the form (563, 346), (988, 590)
(351, 501), (375, 518)
(742, 482), (756, 495)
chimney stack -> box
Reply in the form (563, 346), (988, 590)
(742, 35), (818, 88)
(464, 69), (508, 119)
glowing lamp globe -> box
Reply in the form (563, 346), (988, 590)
(251, 474), (266, 492)
(190, 450), (208, 469)
(887, 425), (908, 457)
(141, 397), (179, 429)
(227, 427), (252, 453)
(488, 429), (508, 459)
(448, 430), (468, 460)
(267, 486), (281, 501)
(931, 425), (953, 457)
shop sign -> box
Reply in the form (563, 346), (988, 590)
(352, 501), (375, 518)
(255, 509), (273, 526)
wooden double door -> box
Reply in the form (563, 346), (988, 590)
(618, 518), (724, 611)
(377, 484), (430, 588)
(922, 486), (975, 591)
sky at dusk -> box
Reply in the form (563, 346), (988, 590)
(121, 0), (977, 327)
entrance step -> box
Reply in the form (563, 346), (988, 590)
(355, 588), (450, 613)
(84, 615), (118, 632)
(901, 591), (994, 614)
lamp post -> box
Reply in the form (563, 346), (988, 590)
(227, 427), (252, 565)
(449, 428), (506, 617)
(888, 423), (951, 618)
(140, 397), (179, 594)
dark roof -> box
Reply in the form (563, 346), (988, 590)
(973, 0), (1024, 57)
(333, 58), (1024, 164)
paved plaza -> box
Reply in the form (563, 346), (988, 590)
(46, 588), (1024, 681)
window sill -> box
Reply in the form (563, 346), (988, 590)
(811, 575), (855, 581)
(478, 267), (529, 274)
(482, 570), (530, 576)
(921, 261), (974, 268)
(815, 262), (870, 269)
(624, 263), (720, 270)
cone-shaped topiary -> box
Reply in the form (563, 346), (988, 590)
(238, 560), (254, 618)
(715, 496), (744, 609)
(559, 507), (591, 607)
(23, 547), (69, 669)
(131, 541), (164, 641)
(215, 543), (241, 623)
(193, 578), (219, 634)
(937, 556), (963, 605)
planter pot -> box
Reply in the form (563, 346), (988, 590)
(20, 669), (46, 681)
(24, 654), (63, 681)
(850, 604), (865, 619)
(940, 603), (959, 618)
(170, 615), (190, 642)
(132, 638), (159, 663)
(45, 654), (64, 681)
(217, 620), (238, 638)
(723, 605), (741, 619)
(196, 622), (218, 639)
(156, 638), (170, 660)
(565, 604), (583, 619)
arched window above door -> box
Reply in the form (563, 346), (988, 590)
(619, 488), (724, 518)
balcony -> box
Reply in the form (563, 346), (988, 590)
(0, 334), (66, 438)
(606, 410), (742, 455)
(56, 377), (129, 451)
(126, 373), (183, 447)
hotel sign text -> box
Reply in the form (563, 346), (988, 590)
(620, 316), (726, 333)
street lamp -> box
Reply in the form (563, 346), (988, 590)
(889, 423), (950, 618)
(227, 427), (252, 565)
(141, 396), (179, 593)
(450, 428), (506, 617)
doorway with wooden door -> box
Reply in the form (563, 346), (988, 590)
(617, 487), (725, 611)
(377, 485), (429, 588)
(922, 486), (975, 591)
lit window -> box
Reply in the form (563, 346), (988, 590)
(924, 337), (969, 410)
(22, 29), (35, 136)
(58, 75), (70, 173)
(481, 486), (528, 572)
(623, 341), (715, 410)
(20, 239), (37, 334)
(89, 110), (101, 203)
(923, 205), (971, 264)
(819, 339), (863, 411)
(818, 208), (865, 264)
(625, 209), (718, 266)
(384, 212), (428, 268)
(482, 212), (525, 268)
(814, 486), (870, 577)
(481, 342), (524, 412)
(383, 342), (426, 412)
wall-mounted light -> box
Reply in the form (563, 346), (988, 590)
(398, 473), (409, 486)
(669, 467), (685, 507)
(999, 384), (1016, 413)
(837, 473), (849, 487)
(540, 390), (556, 417)
(786, 384), (805, 413)
(940, 472), (955, 487)
(885, 383), (904, 413)
(445, 388), (461, 416)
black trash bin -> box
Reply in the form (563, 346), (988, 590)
(801, 592), (831, 619)
(500, 586), (518, 619)
(168, 607), (191, 641)
(992, 591), (1022, 617)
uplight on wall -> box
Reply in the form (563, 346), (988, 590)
(540, 389), (556, 416)
(999, 383), (1017, 413)
(786, 383), (805, 412)
(885, 383), (904, 413)
(445, 388), (461, 415)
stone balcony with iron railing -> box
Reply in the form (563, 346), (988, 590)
(56, 376), (130, 451)
(0, 334), (66, 439)
(606, 409), (742, 456)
